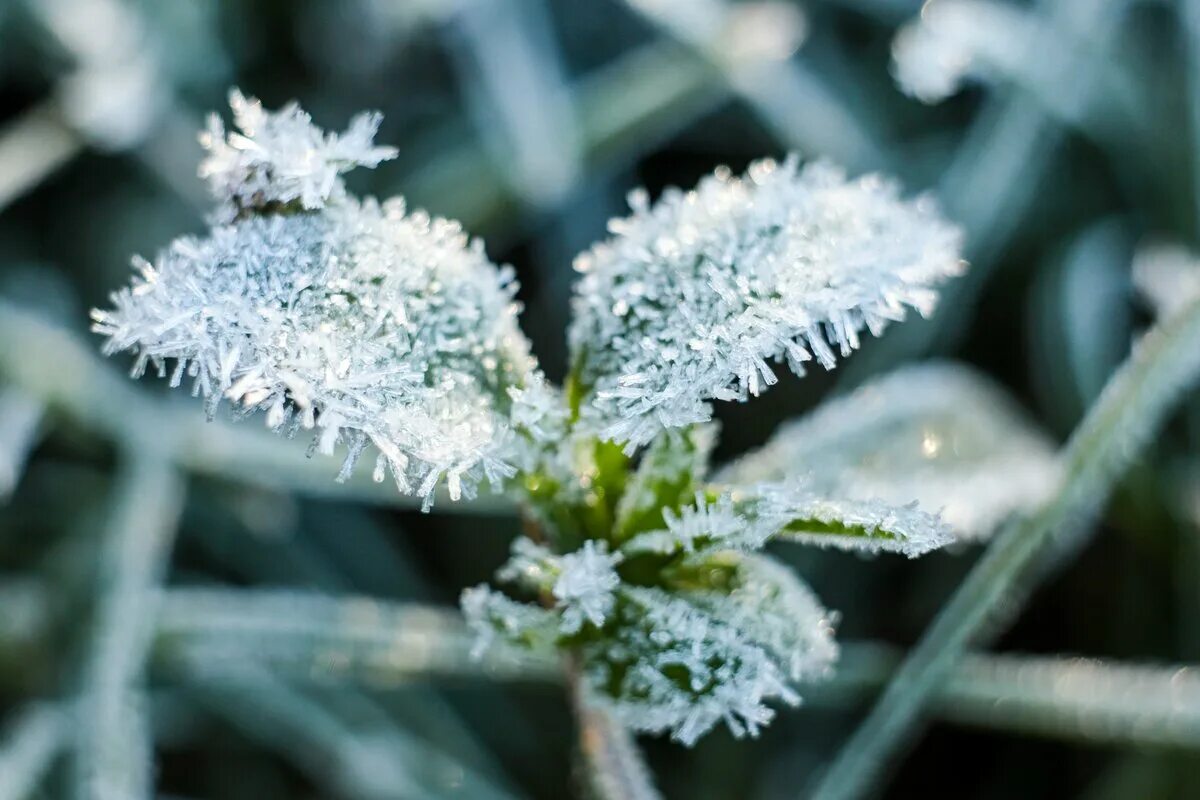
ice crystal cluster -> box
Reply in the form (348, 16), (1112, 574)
(91, 92), (1066, 746)
(93, 91), (545, 508)
(568, 156), (963, 450)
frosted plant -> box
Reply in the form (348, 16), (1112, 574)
(568, 156), (964, 450)
(891, 0), (1036, 104)
(1133, 244), (1200, 320)
(94, 91), (1032, 748)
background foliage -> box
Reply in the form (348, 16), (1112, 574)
(2, 0), (1200, 797)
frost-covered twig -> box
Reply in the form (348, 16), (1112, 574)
(156, 588), (560, 686)
(0, 101), (82, 213)
(74, 450), (184, 800)
(810, 292), (1200, 799)
(0, 704), (68, 800)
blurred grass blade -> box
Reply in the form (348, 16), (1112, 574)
(75, 450), (184, 800)
(157, 588), (561, 686)
(822, 645), (1200, 748)
(0, 387), (45, 501)
(0, 101), (82, 213)
(810, 292), (1200, 800)
(182, 661), (521, 800)
(0, 704), (67, 800)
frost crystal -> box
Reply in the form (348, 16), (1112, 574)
(94, 95), (541, 508)
(569, 156), (963, 450)
(718, 363), (1062, 540)
(585, 586), (800, 746)
(199, 89), (397, 222)
(552, 541), (623, 634)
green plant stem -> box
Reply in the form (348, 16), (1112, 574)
(74, 448), (184, 800)
(810, 294), (1200, 800)
(568, 656), (661, 800)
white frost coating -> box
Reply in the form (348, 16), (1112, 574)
(891, 0), (1035, 104)
(585, 586), (798, 746)
(622, 480), (951, 558)
(469, 537), (841, 744)
(680, 554), (838, 683)
(496, 538), (622, 634)
(94, 95), (540, 509)
(717, 362), (1062, 540)
(762, 488), (952, 557)
(460, 584), (558, 659)
(1133, 244), (1200, 320)
(569, 155), (963, 451)
(199, 89), (397, 222)
(621, 491), (774, 556)
(553, 541), (623, 634)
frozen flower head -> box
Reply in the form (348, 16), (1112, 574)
(199, 89), (398, 222)
(568, 155), (964, 450)
(93, 93), (541, 507)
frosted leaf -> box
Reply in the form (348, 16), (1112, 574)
(614, 425), (716, 540)
(583, 586), (798, 746)
(460, 585), (559, 658)
(93, 195), (540, 509)
(891, 0), (1035, 104)
(199, 90), (397, 222)
(718, 362), (1062, 540)
(569, 155), (964, 451)
(679, 554), (838, 683)
(1133, 244), (1200, 320)
(622, 480), (951, 558)
(761, 486), (952, 557)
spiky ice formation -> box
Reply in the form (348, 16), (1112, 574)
(568, 155), (964, 451)
(93, 93), (542, 507)
(464, 536), (838, 746)
(199, 89), (397, 222)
